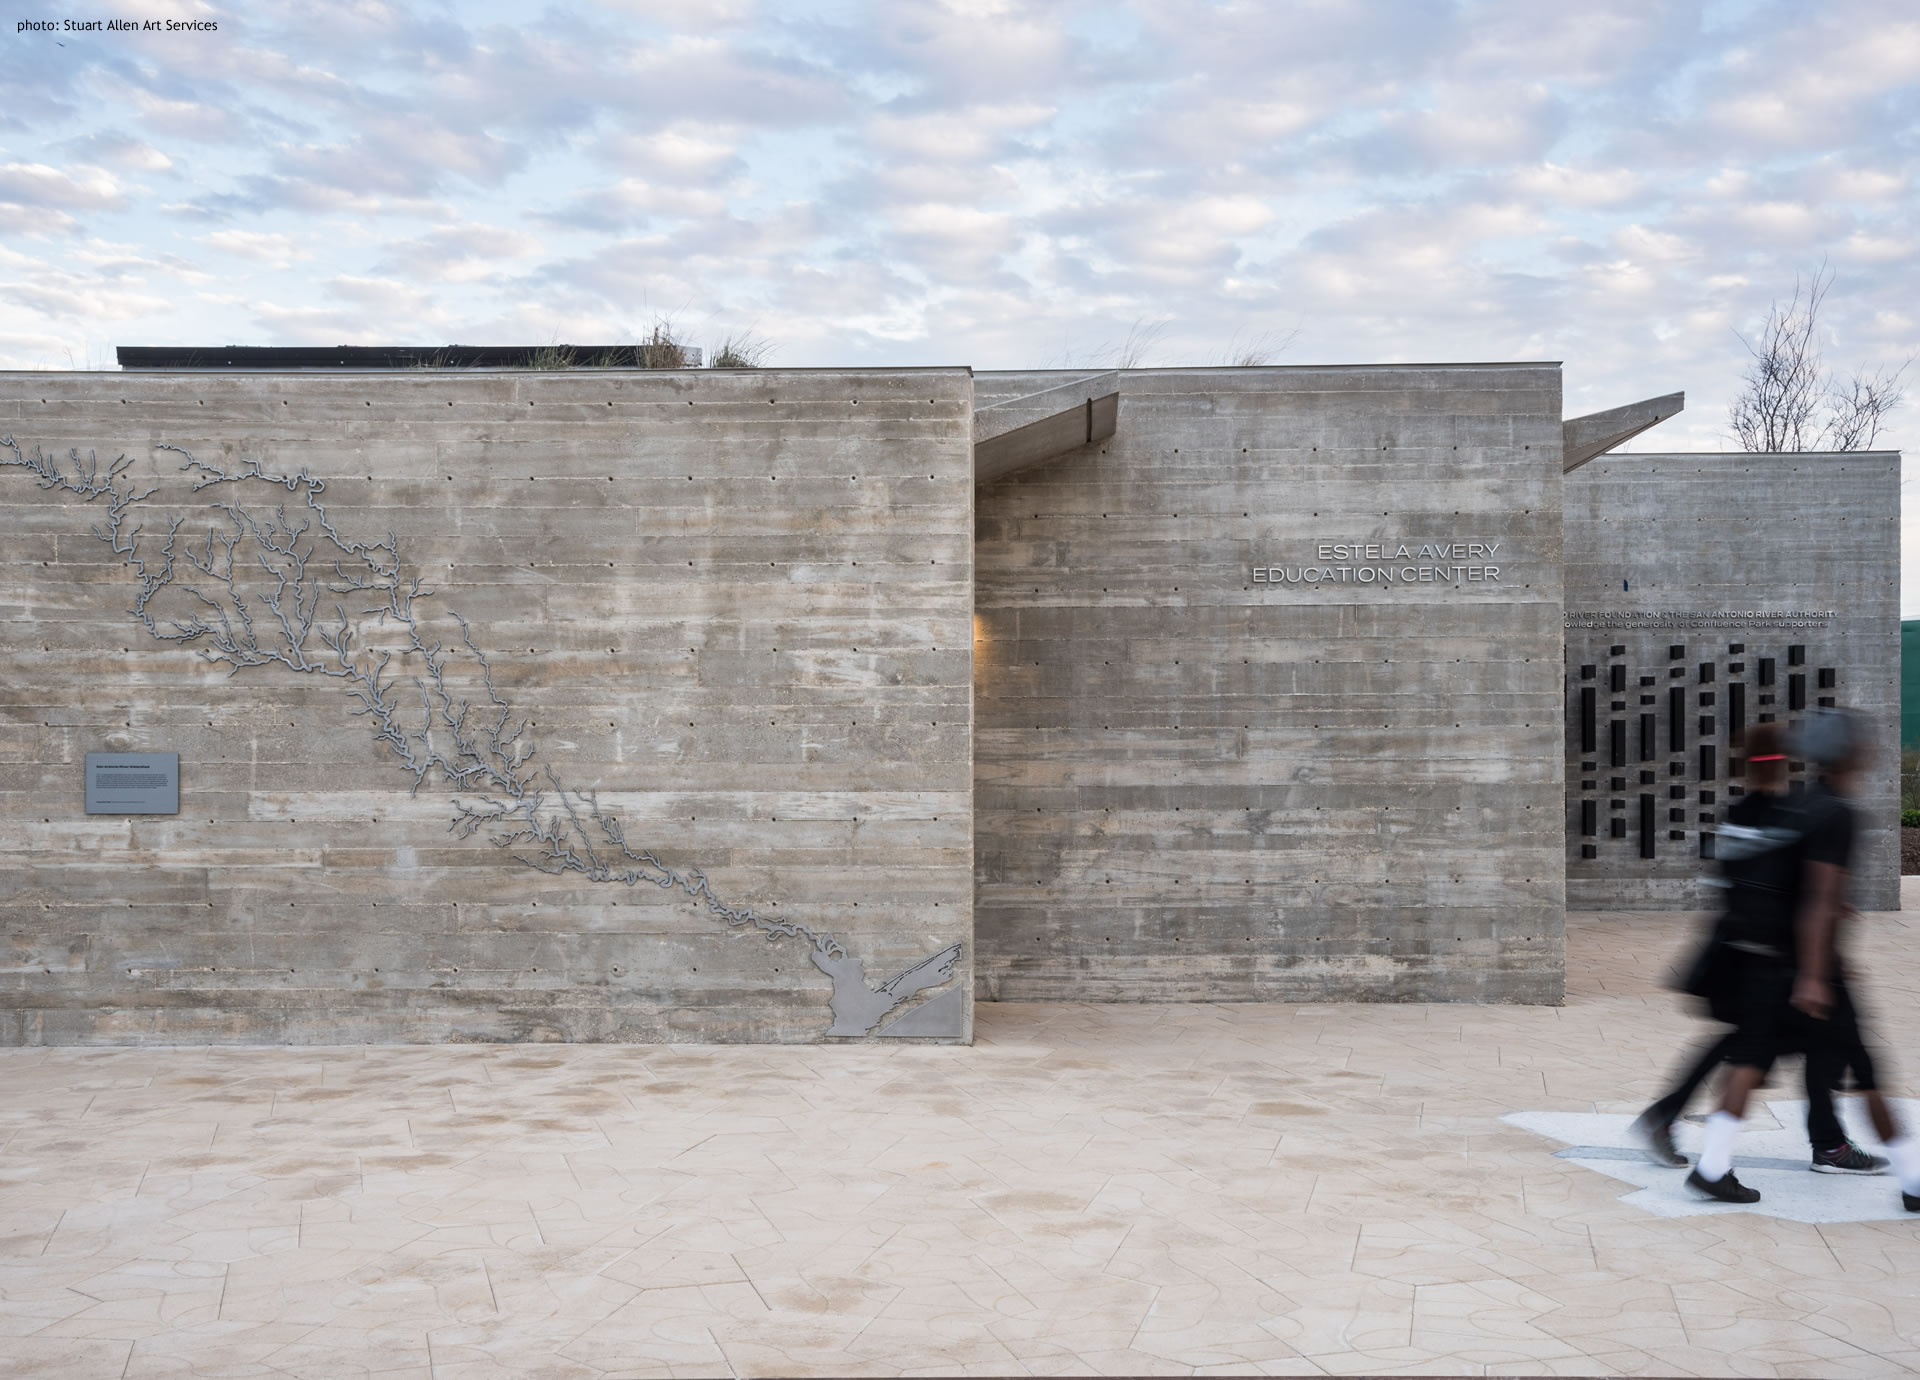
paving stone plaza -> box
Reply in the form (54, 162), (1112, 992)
(2, 887), (1917, 1377)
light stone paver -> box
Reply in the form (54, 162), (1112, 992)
(2, 888), (1918, 1378)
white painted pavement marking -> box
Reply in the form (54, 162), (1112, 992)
(1503, 1098), (1920, 1223)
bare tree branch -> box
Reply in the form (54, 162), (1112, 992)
(1729, 263), (1906, 452)
(1730, 265), (1829, 452)
(1820, 359), (1909, 452)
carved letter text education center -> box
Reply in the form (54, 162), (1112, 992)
(1252, 539), (1508, 586)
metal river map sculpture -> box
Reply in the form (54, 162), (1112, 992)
(2, 438), (964, 1037)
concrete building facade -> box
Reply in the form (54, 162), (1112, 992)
(974, 366), (1566, 1005)
(0, 359), (1899, 1044)
(0, 368), (976, 1044)
(1563, 450), (1901, 910)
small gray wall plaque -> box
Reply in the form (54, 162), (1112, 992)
(85, 753), (179, 815)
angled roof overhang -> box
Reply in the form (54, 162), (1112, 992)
(974, 372), (1120, 484)
(1564, 392), (1685, 473)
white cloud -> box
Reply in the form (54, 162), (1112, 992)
(202, 229), (307, 265)
(1836, 231), (1914, 265)
(597, 126), (744, 181)
(374, 224), (541, 283)
(865, 103), (1054, 162)
(63, 133), (173, 172)
(0, 328), (77, 368)
(0, 268), (168, 321)
(123, 89), (244, 145)
(1510, 162), (1647, 209)
(0, 204), (79, 237)
(1723, 199), (1829, 242)
(0, 0), (1914, 593)
(324, 275), (439, 317)
(0, 162), (123, 210)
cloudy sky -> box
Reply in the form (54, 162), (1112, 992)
(4, 0), (1917, 590)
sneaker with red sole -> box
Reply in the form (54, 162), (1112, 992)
(1811, 1141), (1890, 1175)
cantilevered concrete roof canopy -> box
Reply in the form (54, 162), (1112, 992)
(1563, 392), (1684, 472)
(973, 372), (1119, 484)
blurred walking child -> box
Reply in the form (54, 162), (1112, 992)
(1686, 708), (1920, 1209)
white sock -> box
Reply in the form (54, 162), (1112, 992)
(1698, 1111), (1741, 1182)
(1887, 1136), (1920, 1196)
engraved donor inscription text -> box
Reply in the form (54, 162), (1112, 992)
(1565, 610), (1837, 630)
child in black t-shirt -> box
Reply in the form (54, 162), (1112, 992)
(1636, 724), (1823, 1166)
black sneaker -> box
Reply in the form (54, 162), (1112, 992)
(1811, 1141), (1889, 1175)
(1686, 1168), (1761, 1203)
(1904, 1191), (1918, 1213)
(1631, 1111), (1689, 1167)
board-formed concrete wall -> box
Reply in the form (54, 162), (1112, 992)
(1564, 451), (1900, 911)
(0, 368), (975, 1044)
(973, 364), (1566, 1004)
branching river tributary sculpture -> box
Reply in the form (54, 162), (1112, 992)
(2, 437), (964, 1037)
